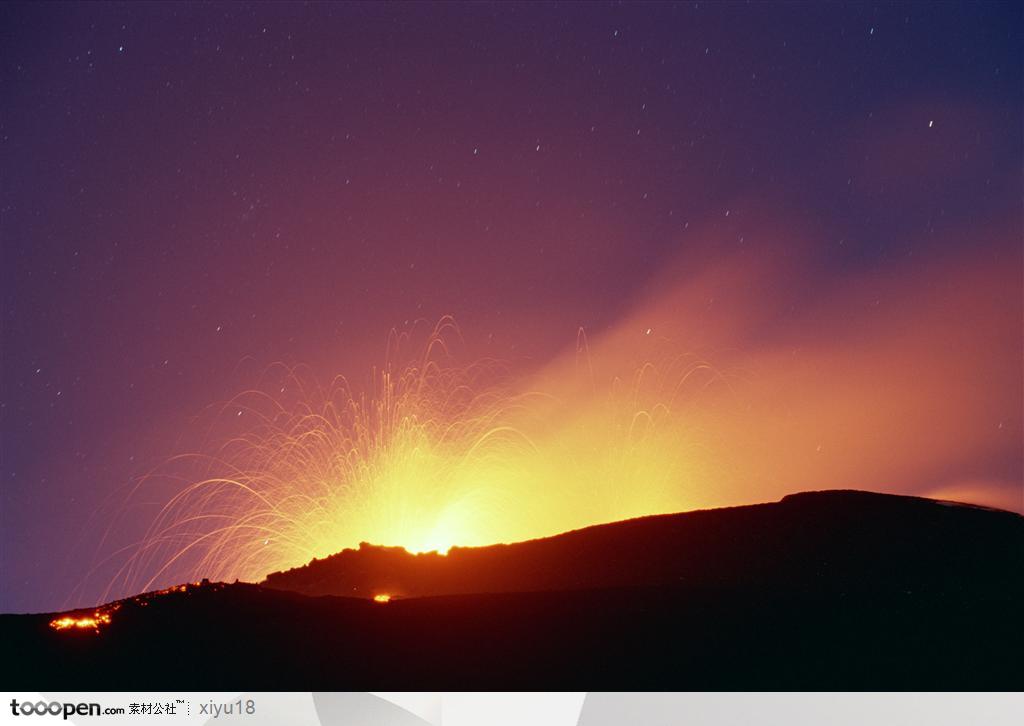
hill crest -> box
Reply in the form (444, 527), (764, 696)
(260, 489), (1023, 599)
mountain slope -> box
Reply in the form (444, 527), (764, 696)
(4, 490), (1021, 690)
(262, 490), (1023, 599)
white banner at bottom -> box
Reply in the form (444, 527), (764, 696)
(1, 692), (1020, 726)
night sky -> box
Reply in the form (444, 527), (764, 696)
(2, 2), (1021, 613)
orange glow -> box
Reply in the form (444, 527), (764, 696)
(49, 609), (113, 633)
(373, 594), (392, 603)
(111, 317), (716, 598)
(107, 221), (1020, 599)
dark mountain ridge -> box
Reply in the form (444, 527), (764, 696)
(262, 489), (1022, 599)
(4, 489), (1021, 689)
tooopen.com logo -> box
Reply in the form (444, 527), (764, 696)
(9, 700), (125, 720)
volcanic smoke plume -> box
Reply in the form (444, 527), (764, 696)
(93, 205), (1021, 603)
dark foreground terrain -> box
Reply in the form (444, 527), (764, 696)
(4, 490), (1022, 689)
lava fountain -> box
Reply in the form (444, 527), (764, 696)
(103, 317), (723, 601)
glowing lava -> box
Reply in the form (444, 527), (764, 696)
(106, 318), (718, 601)
(50, 606), (116, 633)
(373, 594), (392, 603)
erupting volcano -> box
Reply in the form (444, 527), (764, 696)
(3, 0), (1020, 696)
(102, 317), (726, 602)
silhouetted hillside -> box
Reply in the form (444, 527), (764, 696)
(263, 490), (1022, 599)
(3, 490), (1021, 689)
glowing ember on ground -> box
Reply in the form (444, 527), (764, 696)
(373, 594), (392, 603)
(49, 610), (113, 633)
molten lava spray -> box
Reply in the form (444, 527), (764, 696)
(108, 318), (722, 599)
